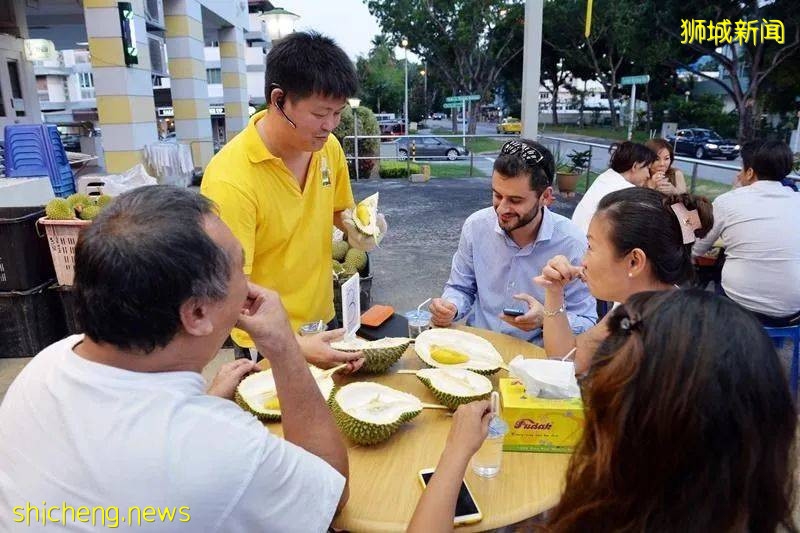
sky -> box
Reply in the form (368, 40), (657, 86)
(281, 0), (419, 62)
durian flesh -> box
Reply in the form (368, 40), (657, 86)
(415, 329), (505, 375)
(330, 382), (422, 445)
(330, 337), (411, 373)
(235, 365), (334, 421)
(352, 192), (380, 240)
(416, 368), (493, 410)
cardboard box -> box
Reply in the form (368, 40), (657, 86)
(499, 378), (584, 453)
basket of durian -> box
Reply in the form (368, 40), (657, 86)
(38, 193), (112, 286)
(332, 239), (371, 321)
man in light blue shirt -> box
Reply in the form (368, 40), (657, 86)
(430, 139), (596, 343)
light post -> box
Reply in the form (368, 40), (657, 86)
(348, 97), (361, 180)
(684, 90), (690, 103)
(261, 8), (300, 44)
(402, 37), (409, 136)
(420, 66), (427, 119)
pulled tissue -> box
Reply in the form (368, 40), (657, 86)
(508, 356), (581, 399)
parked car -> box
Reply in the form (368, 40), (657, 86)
(667, 128), (740, 160)
(431, 112), (446, 120)
(378, 120), (405, 139)
(395, 137), (469, 161)
(496, 117), (522, 134)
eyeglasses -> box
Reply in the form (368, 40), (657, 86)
(500, 140), (546, 166)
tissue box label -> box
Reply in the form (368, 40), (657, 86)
(500, 378), (584, 453)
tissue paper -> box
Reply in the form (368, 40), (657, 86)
(508, 355), (581, 399)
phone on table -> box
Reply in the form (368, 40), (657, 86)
(418, 468), (482, 526)
(502, 307), (525, 317)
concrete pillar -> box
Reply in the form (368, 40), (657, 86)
(521, 0), (543, 139)
(165, 0), (213, 169)
(219, 26), (249, 142)
(84, 0), (158, 173)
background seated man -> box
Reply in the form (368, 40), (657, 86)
(430, 139), (597, 343)
(0, 186), (348, 532)
(693, 140), (800, 326)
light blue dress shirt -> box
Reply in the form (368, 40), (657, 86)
(441, 206), (597, 344)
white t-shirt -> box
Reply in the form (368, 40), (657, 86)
(571, 168), (635, 234)
(0, 335), (344, 532)
(693, 180), (800, 317)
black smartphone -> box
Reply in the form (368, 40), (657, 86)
(502, 307), (525, 317)
(418, 468), (482, 525)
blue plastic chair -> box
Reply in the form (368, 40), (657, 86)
(764, 325), (800, 401)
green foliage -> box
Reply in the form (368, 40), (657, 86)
(333, 106), (381, 178)
(566, 149), (592, 171)
(379, 161), (419, 179)
(652, 94), (739, 138)
(365, 0), (524, 133)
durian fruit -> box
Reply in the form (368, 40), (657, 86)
(329, 382), (422, 445)
(78, 204), (102, 221)
(45, 198), (76, 220)
(94, 195), (112, 208)
(329, 337), (411, 373)
(343, 248), (368, 273)
(66, 193), (91, 209)
(352, 192), (381, 244)
(415, 329), (506, 375)
(416, 368), (493, 410)
(332, 239), (349, 262)
(332, 259), (346, 279)
(235, 365), (335, 421)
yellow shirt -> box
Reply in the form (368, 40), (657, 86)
(201, 111), (355, 346)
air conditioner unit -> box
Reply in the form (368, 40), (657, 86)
(144, 0), (165, 29)
(148, 34), (169, 77)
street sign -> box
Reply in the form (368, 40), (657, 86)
(443, 102), (461, 109)
(445, 94), (481, 103)
(620, 75), (650, 86)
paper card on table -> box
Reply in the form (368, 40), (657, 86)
(341, 273), (361, 339)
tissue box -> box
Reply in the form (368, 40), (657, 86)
(499, 378), (584, 453)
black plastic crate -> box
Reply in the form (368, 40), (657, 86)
(0, 280), (66, 358)
(53, 285), (81, 335)
(0, 206), (56, 291)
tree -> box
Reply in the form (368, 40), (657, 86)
(649, 0), (800, 141)
(544, 0), (649, 128)
(333, 106), (381, 178)
(365, 0), (525, 134)
(356, 35), (405, 114)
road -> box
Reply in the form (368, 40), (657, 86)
(417, 119), (741, 186)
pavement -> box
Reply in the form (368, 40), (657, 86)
(351, 176), (581, 315)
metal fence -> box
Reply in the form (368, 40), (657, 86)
(343, 132), (799, 189)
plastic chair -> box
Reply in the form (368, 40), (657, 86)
(764, 325), (800, 401)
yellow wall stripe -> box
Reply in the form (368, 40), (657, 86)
(173, 99), (210, 120)
(165, 15), (203, 41)
(168, 57), (205, 80)
(96, 95), (155, 124)
(105, 150), (144, 174)
(219, 41), (244, 59)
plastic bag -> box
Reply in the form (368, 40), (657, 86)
(102, 164), (158, 197)
(508, 355), (581, 399)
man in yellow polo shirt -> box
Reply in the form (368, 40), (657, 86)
(202, 32), (385, 370)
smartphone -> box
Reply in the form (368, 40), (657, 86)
(502, 307), (525, 317)
(418, 468), (482, 526)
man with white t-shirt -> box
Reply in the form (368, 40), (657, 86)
(571, 141), (655, 234)
(0, 186), (348, 532)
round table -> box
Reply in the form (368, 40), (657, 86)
(264, 326), (570, 532)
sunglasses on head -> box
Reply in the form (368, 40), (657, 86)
(500, 140), (546, 166)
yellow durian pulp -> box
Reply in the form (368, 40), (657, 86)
(429, 345), (470, 365)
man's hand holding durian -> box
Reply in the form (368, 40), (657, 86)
(296, 329), (364, 373)
(339, 192), (387, 252)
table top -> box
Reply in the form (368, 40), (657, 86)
(263, 326), (570, 532)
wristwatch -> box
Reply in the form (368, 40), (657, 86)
(543, 305), (565, 317)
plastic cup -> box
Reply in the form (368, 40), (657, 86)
(298, 320), (326, 336)
(404, 310), (432, 339)
(471, 416), (509, 478)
